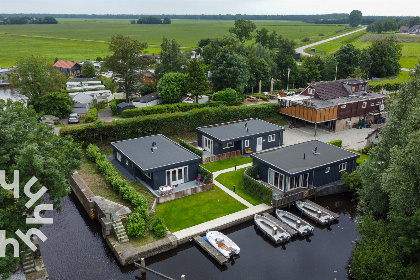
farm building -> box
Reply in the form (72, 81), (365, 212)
(53, 60), (82, 76)
(251, 140), (359, 192)
(111, 134), (201, 190)
(197, 118), (284, 157)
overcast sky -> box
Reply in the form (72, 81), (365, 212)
(1, 0), (417, 16)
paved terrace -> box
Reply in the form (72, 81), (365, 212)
(173, 163), (272, 244)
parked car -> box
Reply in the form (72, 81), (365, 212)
(68, 113), (80, 124)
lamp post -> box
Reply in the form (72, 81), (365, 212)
(287, 67), (290, 92)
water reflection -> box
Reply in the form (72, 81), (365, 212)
(39, 192), (357, 280)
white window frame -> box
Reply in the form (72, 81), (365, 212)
(339, 162), (347, 172)
(125, 158), (129, 166)
(145, 172), (152, 179)
(268, 134), (275, 142)
(308, 88), (314, 95)
(325, 167), (330, 173)
(244, 139), (249, 147)
(116, 152), (121, 162)
(340, 105), (346, 109)
(371, 103), (375, 106)
(223, 142), (234, 149)
(362, 102), (367, 108)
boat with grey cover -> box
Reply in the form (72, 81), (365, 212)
(254, 214), (291, 243)
(275, 209), (314, 236)
(295, 200), (336, 225)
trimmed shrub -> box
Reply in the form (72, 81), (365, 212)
(109, 98), (125, 115)
(242, 165), (272, 204)
(84, 108), (98, 123)
(197, 165), (213, 184)
(60, 103), (279, 144)
(150, 216), (167, 237)
(328, 139), (342, 147)
(178, 139), (202, 157)
(125, 210), (146, 237)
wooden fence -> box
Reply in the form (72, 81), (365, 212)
(272, 186), (317, 208)
(202, 150), (241, 164)
(157, 183), (214, 204)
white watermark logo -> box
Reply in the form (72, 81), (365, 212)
(0, 170), (53, 257)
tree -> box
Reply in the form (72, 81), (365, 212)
(212, 88), (242, 106)
(246, 55), (271, 92)
(155, 37), (188, 79)
(157, 72), (186, 104)
(82, 61), (96, 78)
(139, 82), (157, 96)
(201, 35), (244, 65)
(301, 56), (325, 82)
(228, 19), (256, 43)
(99, 75), (117, 93)
(33, 91), (74, 118)
(163, 17), (171, 24)
(185, 59), (209, 103)
(367, 37), (402, 78)
(349, 10), (362, 27)
(0, 100), (82, 277)
(255, 28), (269, 47)
(103, 35), (148, 103)
(334, 44), (361, 79)
(210, 50), (250, 92)
(8, 56), (67, 105)
(130, 20), (136, 24)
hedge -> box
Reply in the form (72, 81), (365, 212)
(83, 108), (98, 123)
(369, 82), (400, 93)
(121, 101), (224, 118)
(328, 139), (342, 147)
(197, 165), (213, 184)
(60, 103), (279, 144)
(178, 139), (203, 158)
(242, 165), (272, 204)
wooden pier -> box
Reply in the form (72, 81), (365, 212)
(262, 213), (298, 237)
(303, 199), (340, 219)
(192, 236), (228, 265)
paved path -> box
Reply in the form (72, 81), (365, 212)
(283, 123), (384, 151)
(98, 107), (115, 122)
(295, 27), (367, 57)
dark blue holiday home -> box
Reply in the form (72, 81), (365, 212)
(196, 118), (285, 156)
(111, 134), (201, 190)
(251, 140), (359, 192)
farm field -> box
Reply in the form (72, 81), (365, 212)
(0, 18), (351, 67)
(307, 32), (420, 69)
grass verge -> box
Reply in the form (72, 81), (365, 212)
(202, 156), (252, 172)
(155, 185), (247, 232)
(215, 168), (263, 206)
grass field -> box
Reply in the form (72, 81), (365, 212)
(307, 32), (420, 69)
(155, 185), (247, 232)
(202, 156), (253, 172)
(0, 18), (350, 67)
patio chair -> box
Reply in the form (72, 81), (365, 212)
(196, 174), (201, 185)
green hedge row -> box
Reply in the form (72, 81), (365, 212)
(328, 139), (342, 147)
(197, 165), (213, 185)
(369, 82), (400, 93)
(83, 108), (98, 123)
(121, 101), (224, 118)
(86, 144), (158, 237)
(242, 165), (272, 205)
(178, 139), (203, 158)
(110, 98), (126, 115)
(60, 103), (279, 144)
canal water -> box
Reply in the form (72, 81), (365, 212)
(39, 193), (358, 280)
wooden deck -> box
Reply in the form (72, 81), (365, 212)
(192, 236), (228, 265)
(262, 213), (298, 237)
(303, 199), (340, 219)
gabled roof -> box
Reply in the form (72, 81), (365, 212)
(72, 93), (93, 104)
(111, 134), (201, 172)
(54, 60), (82, 69)
(301, 79), (370, 101)
(251, 140), (359, 176)
(117, 102), (135, 109)
(408, 25), (420, 33)
(133, 92), (160, 103)
(197, 118), (284, 143)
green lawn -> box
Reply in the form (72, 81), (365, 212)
(369, 71), (410, 85)
(202, 156), (253, 172)
(0, 19), (349, 67)
(155, 185), (247, 232)
(215, 168), (263, 206)
(347, 149), (370, 166)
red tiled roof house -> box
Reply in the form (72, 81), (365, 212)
(53, 60), (82, 76)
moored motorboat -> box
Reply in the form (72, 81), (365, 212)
(295, 200), (336, 225)
(254, 214), (291, 243)
(275, 209), (314, 236)
(205, 230), (240, 258)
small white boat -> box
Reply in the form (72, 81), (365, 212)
(295, 200), (335, 225)
(254, 214), (291, 244)
(275, 209), (314, 236)
(206, 230), (240, 258)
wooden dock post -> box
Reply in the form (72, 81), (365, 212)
(140, 258), (146, 274)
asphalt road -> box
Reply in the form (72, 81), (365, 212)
(295, 27), (367, 57)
